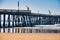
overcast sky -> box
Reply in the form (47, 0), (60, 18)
(0, 0), (60, 15)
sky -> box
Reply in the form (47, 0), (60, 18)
(0, 0), (60, 15)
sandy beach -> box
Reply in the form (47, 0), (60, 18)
(0, 33), (60, 40)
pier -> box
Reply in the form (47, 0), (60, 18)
(0, 9), (60, 28)
(0, 9), (60, 33)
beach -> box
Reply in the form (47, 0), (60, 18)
(0, 33), (60, 40)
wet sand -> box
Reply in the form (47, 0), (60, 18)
(0, 33), (60, 40)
